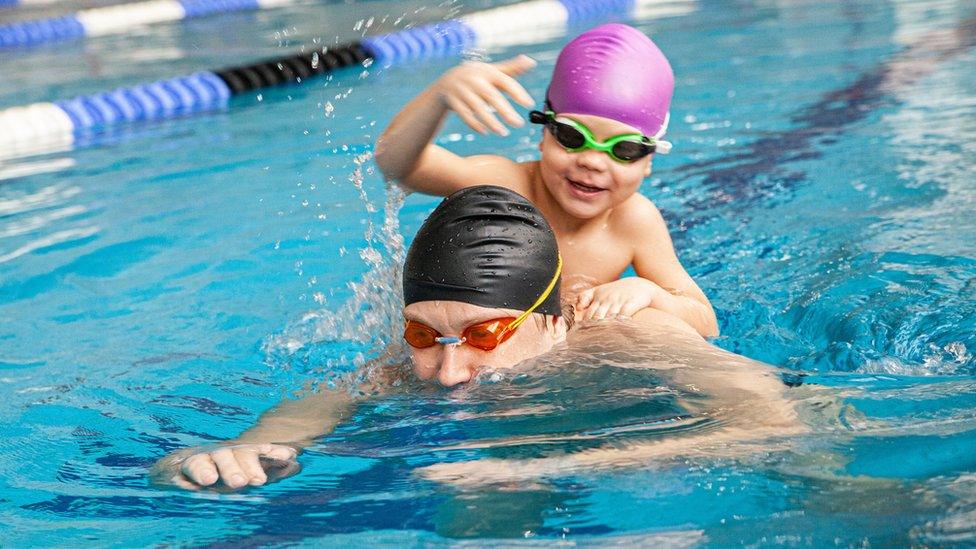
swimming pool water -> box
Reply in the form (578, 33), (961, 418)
(2, 0), (975, 545)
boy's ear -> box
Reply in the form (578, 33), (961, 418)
(644, 159), (653, 177)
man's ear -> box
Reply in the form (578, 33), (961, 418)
(549, 315), (569, 338)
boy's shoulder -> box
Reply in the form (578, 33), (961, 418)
(463, 155), (534, 195)
(611, 193), (668, 236)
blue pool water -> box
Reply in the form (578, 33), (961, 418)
(2, 0), (976, 545)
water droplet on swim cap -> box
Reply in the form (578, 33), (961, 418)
(548, 24), (673, 137)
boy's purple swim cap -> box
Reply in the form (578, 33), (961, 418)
(548, 23), (674, 138)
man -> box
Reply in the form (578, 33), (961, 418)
(152, 186), (799, 491)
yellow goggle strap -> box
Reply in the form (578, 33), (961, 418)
(501, 254), (563, 335)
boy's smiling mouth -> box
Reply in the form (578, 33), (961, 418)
(566, 177), (606, 195)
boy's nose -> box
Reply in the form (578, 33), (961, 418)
(437, 346), (475, 387)
(575, 148), (608, 171)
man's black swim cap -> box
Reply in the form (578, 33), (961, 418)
(403, 185), (561, 316)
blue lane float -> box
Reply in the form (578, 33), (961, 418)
(0, 0), (680, 152)
(0, 0), (294, 48)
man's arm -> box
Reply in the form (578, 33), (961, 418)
(374, 56), (536, 195)
(151, 386), (360, 491)
(419, 317), (800, 487)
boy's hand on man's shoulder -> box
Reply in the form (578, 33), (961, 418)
(575, 277), (662, 321)
(434, 55), (537, 136)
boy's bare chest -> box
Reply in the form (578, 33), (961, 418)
(554, 231), (632, 283)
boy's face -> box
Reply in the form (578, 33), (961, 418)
(538, 113), (653, 220)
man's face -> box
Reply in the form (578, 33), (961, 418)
(538, 113), (653, 220)
(403, 300), (564, 387)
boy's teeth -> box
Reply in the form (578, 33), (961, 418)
(570, 179), (600, 192)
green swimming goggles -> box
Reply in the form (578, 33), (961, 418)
(529, 110), (672, 163)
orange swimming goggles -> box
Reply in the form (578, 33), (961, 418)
(403, 255), (562, 352)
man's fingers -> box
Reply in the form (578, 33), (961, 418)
(234, 448), (268, 486)
(181, 453), (219, 487)
(264, 445), (298, 461)
(494, 54), (537, 78)
(170, 473), (202, 491)
(211, 447), (248, 489)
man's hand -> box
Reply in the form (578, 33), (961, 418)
(434, 55), (537, 136)
(575, 277), (661, 321)
(151, 443), (300, 491)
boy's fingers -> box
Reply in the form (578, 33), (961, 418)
(576, 290), (594, 309)
(460, 89), (508, 135)
(446, 96), (488, 134)
(621, 301), (643, 317)
(182, 453), (219, 487)
(494, 54), (537, 77)
(593, 302), (612, 320)
(583, 302), (598, 320)
(211, 448), (248, 489)
(234, 448), (268, 486)
(477, 83), (523, 127)
(495, 73), (535, 108)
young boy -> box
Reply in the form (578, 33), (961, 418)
(375, 23), (718, 337)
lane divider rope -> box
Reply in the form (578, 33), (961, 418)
(0, 0), (685, 153)
(0, 0), (295, 48)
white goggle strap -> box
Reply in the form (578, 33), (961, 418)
(653, 111), (672, 155)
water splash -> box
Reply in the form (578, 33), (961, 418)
(262, 152), (407, 381)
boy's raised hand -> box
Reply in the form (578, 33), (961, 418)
(434, 54), (537, 136)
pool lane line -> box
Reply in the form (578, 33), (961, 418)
(1, 0), (71, 8)
(0, 0), (297, 49)
(0, 0), (688, 156)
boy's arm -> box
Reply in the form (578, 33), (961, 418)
(575, 199), (719, 337)
(626, 198), (719, 336)
(618, 195), (718, 337)
(374, 56), (536, 195)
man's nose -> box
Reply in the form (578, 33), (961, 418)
(437, 346), (475, 387)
